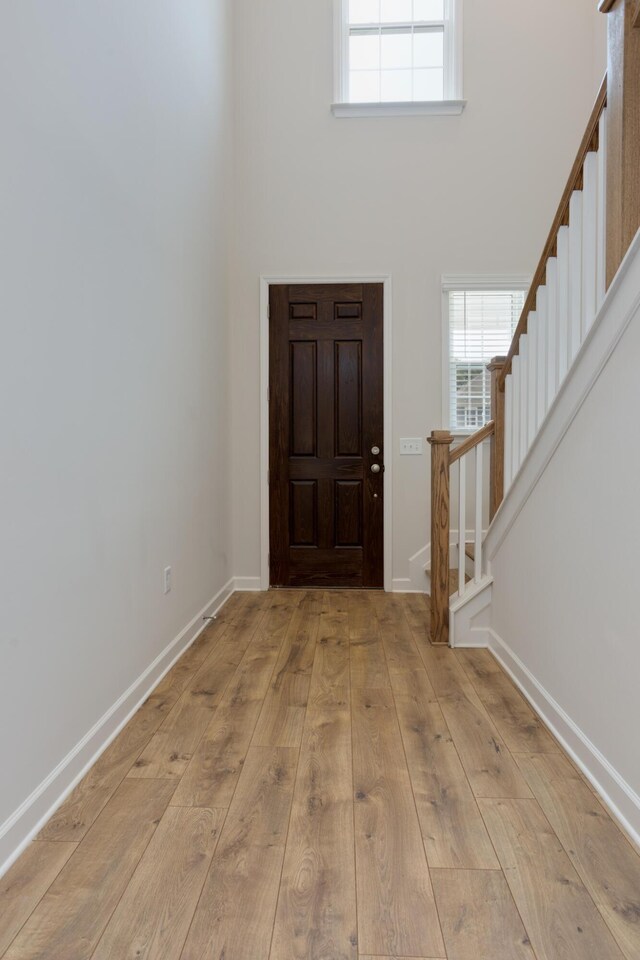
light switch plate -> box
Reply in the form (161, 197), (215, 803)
(400, 437), (423, 455)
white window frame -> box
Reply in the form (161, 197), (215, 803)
(332, 0), (465, 118)
(442, 275), (531, 436)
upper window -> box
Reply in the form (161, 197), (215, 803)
(443, 279), (528, 433)
(334, 0), (463, 114)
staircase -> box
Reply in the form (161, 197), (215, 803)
(428, 0), (640, 646)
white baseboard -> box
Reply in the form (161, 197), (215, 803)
(233, 576), (263, 592)
(0, 577), (235, 879)
(487, 627), (640, 850)
(453, 630), (490, 648)
(391, 578), (423, 593)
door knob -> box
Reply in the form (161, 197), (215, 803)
(371, 463), (381, 474)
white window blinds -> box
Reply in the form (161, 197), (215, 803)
(447, 288), (526, 431)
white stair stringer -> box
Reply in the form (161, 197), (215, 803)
(409, 543), (431, 593)
(449, 575), (493, 648)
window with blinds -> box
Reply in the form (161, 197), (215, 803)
(446, 286), (526, 431)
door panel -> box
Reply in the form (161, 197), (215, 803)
(290, 481), (317, 546)
(335, 341), (362, 457)
(290, 342), (317, 456)
(269, 283), (384, 589)
(335, 481), (363, 546)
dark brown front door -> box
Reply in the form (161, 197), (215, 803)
(269, 283), (384, 588)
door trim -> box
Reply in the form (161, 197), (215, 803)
(260, 274), (393, 591)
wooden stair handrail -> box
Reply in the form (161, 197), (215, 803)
(449, 421), (495, 465)
(498, 77), (608, 390)
(600, 3), (640, 37)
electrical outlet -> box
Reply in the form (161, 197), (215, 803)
(163, 566), (172, 595)
(400, 437), (423, 455)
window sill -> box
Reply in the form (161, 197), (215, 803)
(331, 99), (466, 119)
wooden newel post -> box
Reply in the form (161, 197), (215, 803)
(428, 430), (454, 645)
(487, 356), (507, 520)
(601, 0), (640, 285)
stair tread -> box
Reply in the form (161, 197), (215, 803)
(425, 562), (474, 596)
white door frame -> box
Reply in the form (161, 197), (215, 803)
(259, 274), (393, 592)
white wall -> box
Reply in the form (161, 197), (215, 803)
(593, 8), (608, 89)
(229, 0), (607, 585)
(0, 0), (233, 857)
(487, 236), (640, 839)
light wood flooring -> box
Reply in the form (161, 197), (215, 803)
(2, 589), (640, 960)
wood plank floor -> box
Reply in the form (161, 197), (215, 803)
(2, 589), (640, 960)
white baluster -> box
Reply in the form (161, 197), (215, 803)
(546, 259), (558, 409)
(536, 287), (547, 430)
(474, 443), (483, 584)
(512, 355), (521, 477)
(519, 334), (528, 463)
(504, 373), (513, 491)
(527, 314), (537, 447)
(568, 190), (583, 363)
(458, 455), (466, 598)
(582, 151), (598, 336)
(596, 110), (607, 310)
(556, 225), (570, 384)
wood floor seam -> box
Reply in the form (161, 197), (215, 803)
(478, 796), (628, 960)
(496, 764), (640, 960)
(189, 592), (299, 952)
(79, 781), (181, 960)
(377, 600), (446, 945)
(264, 602), (314, 960)
(402, 605), (506, 869)
(179, 591), (304, 960)
(474, 797), (545, 960)
(0, 842), (78, 957)
(170, 591), (287, 808)
(349, 643), (361, 960)
(387, 612), (470, 956)
(173, 772), (242, 960)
